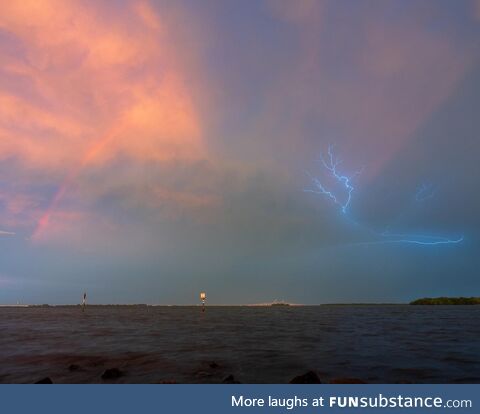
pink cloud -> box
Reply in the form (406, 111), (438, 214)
(474, 0), (480, 20)
(266, 0), (323, 23)
(260, 3), (473, 180)
(0, 0), (205, 170)
(0, 0), (211, 241)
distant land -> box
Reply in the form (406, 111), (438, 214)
(1, 298), (479, 307)
(410, 297), (480, 305)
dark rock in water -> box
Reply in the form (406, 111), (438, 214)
(222, 374), (241, 384)
(289, 371), (321, 384)
(209, 361), (220, 369)
(68, 364), (80, 372)
(155, 379), (177, 384)
(330, 377), (366, 384)
(35, 377), (53, 384)
(101, 368), (123, 380)
(90, 359), (106, 367)
(195, 370), (213, 379)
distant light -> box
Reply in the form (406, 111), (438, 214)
(305, 146), (464, 247)
(200, 292), (206, 301)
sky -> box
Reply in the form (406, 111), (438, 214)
(0, 0), (479, 304)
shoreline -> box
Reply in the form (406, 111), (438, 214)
(2, 303), (479, 308)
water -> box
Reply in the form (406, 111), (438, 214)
(0, 305), (479, 383)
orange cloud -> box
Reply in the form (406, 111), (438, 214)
(0, 0), (204, 166)
(0, 0), (206, 240)
(30, 208), (114, 248)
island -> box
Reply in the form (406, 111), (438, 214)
(410, 297), (480, 305)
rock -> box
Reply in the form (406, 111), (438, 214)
(101, 368), (123, 380)
(289, 371), (322, 384)
(68, 364), (80, 371)
(209, 361), (220, 369)
(35, 377), (53, 384)
(222, 374), (241, 384)
(330, 377), (366, 384)
(195, 370), (213, 379)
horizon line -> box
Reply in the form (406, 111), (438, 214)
(0, 302), (410, 307)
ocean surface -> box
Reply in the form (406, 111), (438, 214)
(0, 305), (479, 384)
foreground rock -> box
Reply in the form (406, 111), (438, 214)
(101, 368), (123, 380)
(68, 364), (80, 372)
(330, 377), (366, 384)
(195, 370), (213, 379)
(35, 377), (53, 384)
(223, 374), (241, 384)
(289, 371), (322, 384)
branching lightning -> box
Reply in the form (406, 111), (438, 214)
(304, 145), (360, 214)
(352, 236), (464, 246)
(415, 183), (436, 202)
(305, 146), (463, 247)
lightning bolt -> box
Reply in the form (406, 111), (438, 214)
(352, 236), (464, 247)
(415, 183), (436, 202)
(305, 146), (463, 247)
(304, 145), (361, 214)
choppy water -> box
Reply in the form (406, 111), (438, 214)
(0, 305), (479, 383)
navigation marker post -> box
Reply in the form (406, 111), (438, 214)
(200, 292), (206, 312)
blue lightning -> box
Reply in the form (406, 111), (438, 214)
(305, 146), (463, 247)
(379, 231), (464, 245)
(352, 236), (464, 247)
(415, 183), (436, 202)
(304, 145), (360, 214)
